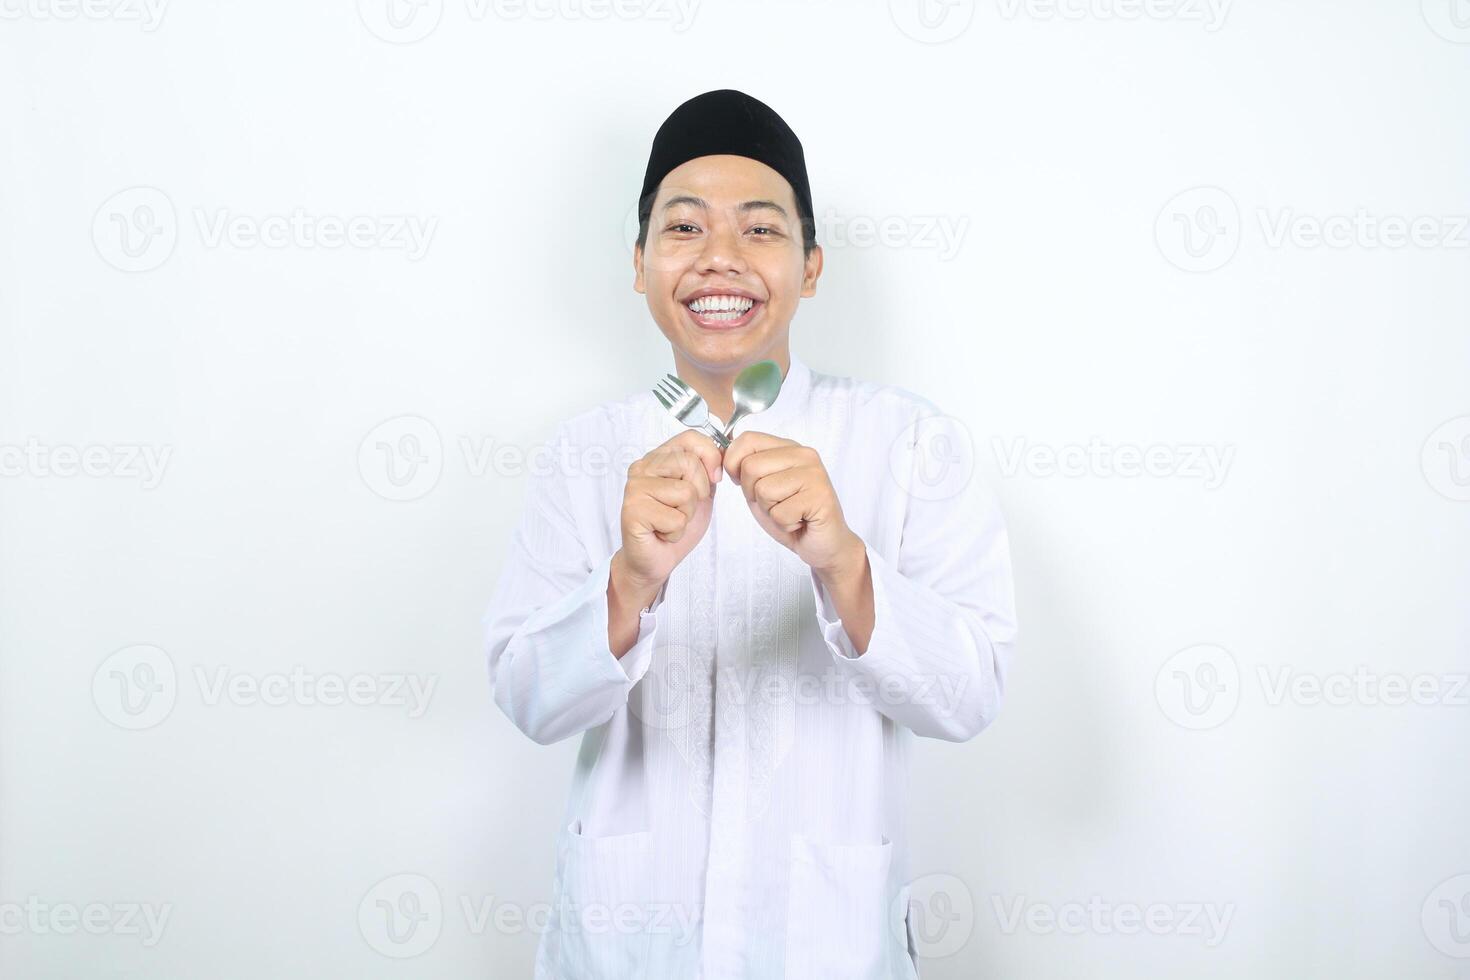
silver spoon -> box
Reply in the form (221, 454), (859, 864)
(722, 360), (784, 443)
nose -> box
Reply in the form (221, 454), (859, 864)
(695, 210), (747, 277)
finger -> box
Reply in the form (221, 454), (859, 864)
(641, 447), (712, 500)
(749, 467), (809, 510)
(647, 438), (718, 492)
(637, 500), (689, 542)
(767, 488), (819, 533)
(633, 475), (698, 517)
(738, 448), (818, 502)
(661, 430), (724, 485)
(723, 431), (797, 482)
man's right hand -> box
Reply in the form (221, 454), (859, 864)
(608, 431), (723, 656)
(614, 430), (724, 596)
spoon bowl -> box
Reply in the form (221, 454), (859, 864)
(722, 360), (784, 442)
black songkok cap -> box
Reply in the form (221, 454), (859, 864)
(638, 89), (814, 240)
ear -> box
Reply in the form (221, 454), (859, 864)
(799, 244), (823, 298)
(633, 242), (645, 294)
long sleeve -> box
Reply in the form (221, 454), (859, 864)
(482, 429), (665, 745)
(810, 408), (1017, 742)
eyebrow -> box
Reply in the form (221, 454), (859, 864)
(660, 196), (789, 219)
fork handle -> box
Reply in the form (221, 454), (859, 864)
(701, 421), (731, 450)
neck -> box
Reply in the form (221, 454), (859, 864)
(671, 346), (790, 427)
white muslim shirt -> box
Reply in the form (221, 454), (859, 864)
(482, 351), (1017, 980)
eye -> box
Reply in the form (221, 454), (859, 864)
(748, 225), (783, 237)
(665, 222), (700, 234)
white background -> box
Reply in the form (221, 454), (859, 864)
(3, 0), (1469, 977)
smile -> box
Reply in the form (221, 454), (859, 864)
(683, 294), (762, 330)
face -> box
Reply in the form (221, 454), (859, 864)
(634, 154), (822, 374)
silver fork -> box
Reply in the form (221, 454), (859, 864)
(652, 374), (731, 449)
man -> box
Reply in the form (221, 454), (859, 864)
(483, 89), (1016, 980)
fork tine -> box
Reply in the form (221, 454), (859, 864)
(655, 379), (684, 404)
(652, 386), (673, 410)
(665, 374), (692, 393)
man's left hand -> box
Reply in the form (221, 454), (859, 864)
(722, 431), (864, 578)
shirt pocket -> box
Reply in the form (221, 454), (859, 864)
(554, 819), (654, 979)
(784, 833), (895, 979)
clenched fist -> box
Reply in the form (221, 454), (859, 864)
(722, 431), (863, 576)
(607, 430), (723, 657)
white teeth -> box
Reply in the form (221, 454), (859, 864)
(689, 295), (754, 314)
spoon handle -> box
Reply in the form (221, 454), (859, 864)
(722, 408), (747, 443)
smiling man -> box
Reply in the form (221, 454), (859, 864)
(483, 89), (1016, 980)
